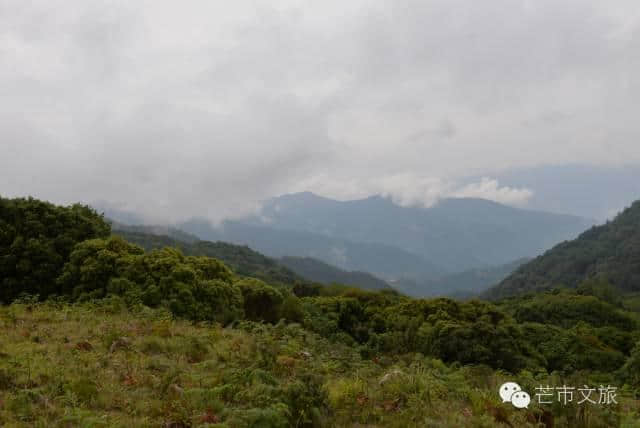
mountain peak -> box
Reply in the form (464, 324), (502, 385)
(269, 191), (335, 204)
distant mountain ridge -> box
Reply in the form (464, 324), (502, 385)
(237, 192), (591, 272)
(488, 199), (640, 298)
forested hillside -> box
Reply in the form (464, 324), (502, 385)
(279, 256), (390, 290)
(116, 227), (392, 291)
(489, 200), (640, 298)
(114, 229), (303, 287)
(1, 196), (640, 427)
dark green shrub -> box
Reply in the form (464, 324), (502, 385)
(0, 197), (110, 303)
(620, 340), (640, 389)
(58, 238), (243, 323)
(235, 278), (284, 323)
(279, 294), (305, 323)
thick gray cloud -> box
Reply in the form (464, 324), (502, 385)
(1, 0), (639, 221)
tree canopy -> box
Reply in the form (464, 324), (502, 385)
(0, 196), (110, 302)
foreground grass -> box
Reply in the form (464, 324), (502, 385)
(0, 300), (638, 427)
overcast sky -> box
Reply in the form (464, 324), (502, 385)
(2, 0), (640, 222)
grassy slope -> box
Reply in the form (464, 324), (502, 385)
(0, 301), (638, 427)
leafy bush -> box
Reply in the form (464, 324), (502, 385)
(235, 278), (284, 323)
(58, 237), (243, 323)
(509, 291), (637, 330)
(620, 340), (640, 389)
(279, 294), (306, 323)
(0, 196), (110, 302)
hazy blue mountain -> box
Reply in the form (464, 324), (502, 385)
(279, 256), (391, 290)
(242, 192), (592, 271)
(179, 218), (446, 281)
(392, 258), (529, 298)
(488, 199), (640, 298)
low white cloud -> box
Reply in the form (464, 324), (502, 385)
(375, 174), (448, 208)
(291, 173), (532, 208)
(452, 178), (534, 207)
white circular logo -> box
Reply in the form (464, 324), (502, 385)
(499, 382), (530, 408)
(511, 391), (531, 409)
(499, 382), (522, 403)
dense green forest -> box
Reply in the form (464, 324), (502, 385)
(114, 229), (303, 287)
(490, 201), (640, 298)
(1, 196), (640, 427)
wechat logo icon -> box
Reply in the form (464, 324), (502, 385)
(499, 382), (531, 409)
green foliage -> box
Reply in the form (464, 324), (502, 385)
(58, 236), (242, 323)
(506, 290), (637, 330)
(1, 281), (640, 427)
(378, 298), (533, 371)
(304, 292), (528, 369)
(491, 201), (640, 297)
(57, 236), (144, 299)
(0, 196), (110, 302)
(292, 282), (323, 297)
(620, 340), (640, 389)
(576, 277), (622, 305)
(279, 294), (305, 323)
(2, 195), (640, 427)
(235, 278), (284, 323)
(116, 229), (303, 286)
(496, 290), (640, 372)
(298, 287), (640, 377)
